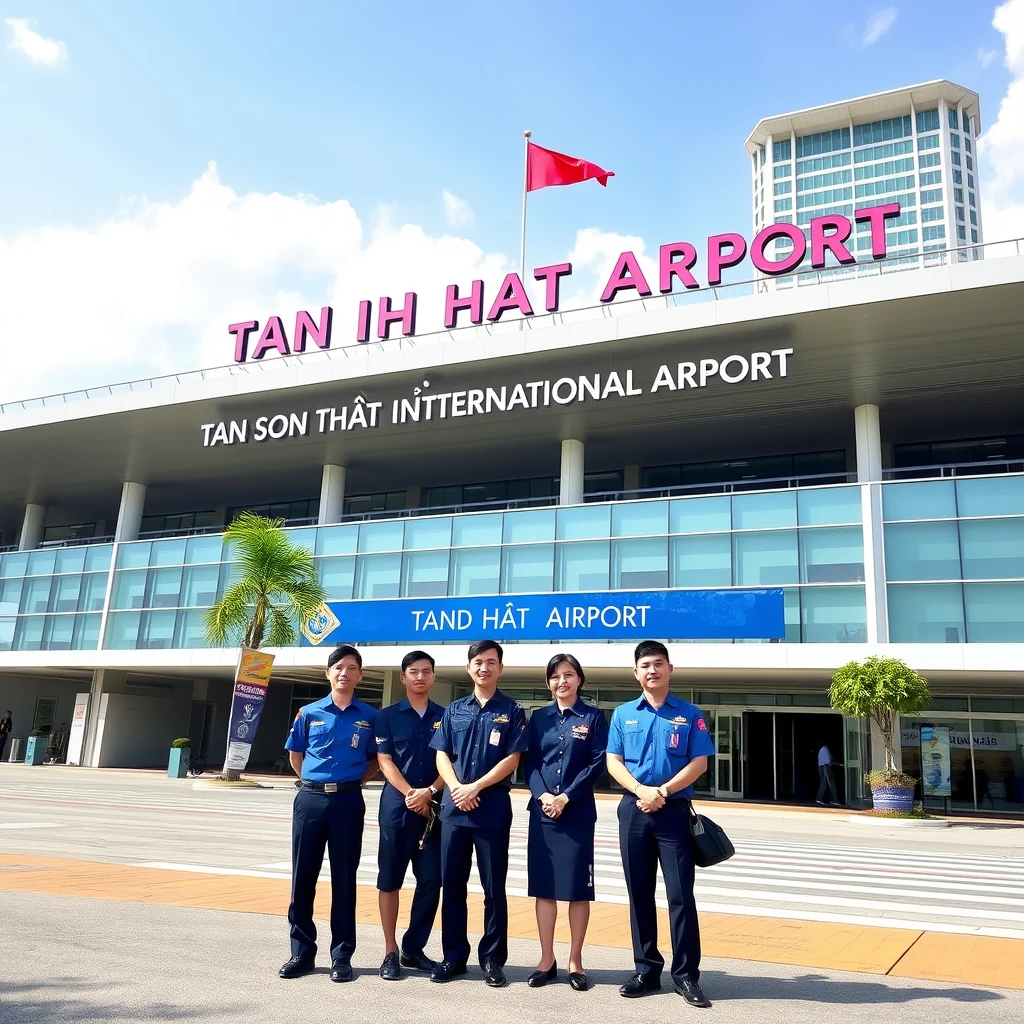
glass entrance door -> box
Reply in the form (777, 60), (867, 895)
(716, 714), (743, 798)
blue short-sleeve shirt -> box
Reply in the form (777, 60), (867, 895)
(375, 697), (445, 829)
(524, 699), (608, 824)
(607, 692), (715, 798)
(285, 694), (378, 784)
(429, 689), (528, 828)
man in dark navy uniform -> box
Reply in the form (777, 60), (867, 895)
(428, 639), (528, 987)
(606, 640), (717, 1009)
(279, 644), (379, 983)
(374, 650), (445, 980)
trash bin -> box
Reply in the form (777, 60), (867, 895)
(7, 737), (24, 762)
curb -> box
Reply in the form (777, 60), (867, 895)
(847, 814), (950, 828)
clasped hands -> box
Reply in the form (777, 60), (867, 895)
(449, 781), (482, 811)
(635, 784), (666, 814)
(404, 787), (436, 818)
(538, 792), (569, 819)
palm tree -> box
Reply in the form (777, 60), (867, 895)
(205, 512), (327, 777)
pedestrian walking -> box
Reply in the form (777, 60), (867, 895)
(816, 744), (839, 805)
(279, 644), (378, 982)
(524, 653), (608, 992)
(605, 641), (717, 1008)
(374, 650), (445, 980)
(428, 640), (528, 988)
(0, 711), (11, 761)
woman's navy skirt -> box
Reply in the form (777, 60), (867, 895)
(527, 808), (596, 902)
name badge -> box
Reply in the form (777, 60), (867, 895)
(351, 732), (361, 749)
(669, 732), (679, 749)
(489, 729), (501, 747)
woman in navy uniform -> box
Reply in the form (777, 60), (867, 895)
(524, 653), (608, 991)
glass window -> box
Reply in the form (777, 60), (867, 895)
(0, 552), (30, 578)
(732, 491), (797, 530)
(404, 516), (452, 550)
(13, 614), (44, 651)
(72, 613), (101, 650)
(55, 548), (87, 574)
(917, 134), (940, 151)
(184, 535), (224, 564)
(139, 610), (176, 649)
(670, 535), (731, 588)
(797, 487), (861, 526)
(450, 547), (500, 596)
(970, 718), (1024, 810)
(27, 549), (57, 576)
(452, 514), (502, 547)
(733, 531), (798, 586)
(0, 617), (14, 652)
(884, 522), (961, 580)
(964, 583), (1024, 642)
(181, 565), (221, 606)
(960, 519), (1024, 580)
(175, 609), (210, 649)
(556, 541), (610, 591)
(282, 527), (315, 553)
(956, 476), (1024, 518)
(357, 521), (404, 554)
(315, 524), (358, 556)
(116, 542), (151, 570)
(402, 550), (450, 597)
(887, 583), (965, 642)
(801, 586), (867, 643)
(501, 544), (554, 593)
(949, 132), (960, 149)
(44, 614), (75, 650)
(800, 527), (864, 583)
(0, 579), (22, 615)
(354, 553), (401, 598)
(612, 538), (668, 589)
(20, 577), (52, 614)
(111, 570), (147, 609)
(669, 496), (731, 534)
(78, 573), (108, 612)
(556, 504), (610, 541)
(149, 539), (187, 567)
(146, 567), (183, 608)
(51, 575), (82, 612)
(318, 555), (355, 600)
(611, 501), (668, 538)
(901, 717), (975, 809)
(503, 509), (555, 544)
(882, 480), (956, 521)
(104, 611), (141, 650)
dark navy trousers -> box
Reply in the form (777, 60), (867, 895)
(376, 824), (442, 957)
(288, 786), (363, 962)
(617, 796), (701, 984)
(440, 823), (510, 967)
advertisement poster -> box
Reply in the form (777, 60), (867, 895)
(921, 725), (952, 798)
(223, 648), (275, 772)
(65, 693), (90, 766)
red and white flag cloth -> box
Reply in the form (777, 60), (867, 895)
(526, 142), (615, 192)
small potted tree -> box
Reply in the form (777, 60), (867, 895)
(830, 656), (931, 812)
(25, 728), (49, 766)
(168, 737), (192, 779)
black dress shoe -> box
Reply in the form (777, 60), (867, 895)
(482, 962), (507, 988)
(620, 972), (661, 998)
(279, 954), (315, 979)
(400, 950), (438, 972)
(568, 972), (588, 991)
(429, 960), (468, 983)
(675, 979), (711, 1007)
(379, 951), (402, 981)
(330, 958), (353, 983)
(526, 961), (557, 988)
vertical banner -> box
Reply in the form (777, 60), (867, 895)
(921, 725), (952, 797)
(65, 693), (90, 766)
(223, 647), (275, 772)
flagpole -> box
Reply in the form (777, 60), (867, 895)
(520, 130), (531, 282)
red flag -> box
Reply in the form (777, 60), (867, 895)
(526, 142), (614, 192)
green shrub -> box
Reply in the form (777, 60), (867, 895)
(170, 737), (192, 749)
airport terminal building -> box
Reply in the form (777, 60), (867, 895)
(2, 214), (1023, 814)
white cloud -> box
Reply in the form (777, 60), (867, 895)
(441, 188), (474, 227)
(979, 0), (1024, 242)
(862, 7), (897, 45)
(979, 45), (999, 67)
(5, 17), (67, 65)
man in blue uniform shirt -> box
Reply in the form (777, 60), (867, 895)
(374, 650), (445, 980)
(428, 639), (528, 988)
(606, 640), (717, 1009)
(279, 644), (379, 983)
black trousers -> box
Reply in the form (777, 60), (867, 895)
(288, 786), (363, 961)
(376, 824), (442, 956)
(0, 733), (8, 761)
(440, 822), (510, 967)
(617, 795), (701, 984)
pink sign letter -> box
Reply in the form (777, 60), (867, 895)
(659, 243), (699, 292)
(486, 273), (534, 322)
(445, 280), (484, 329)
(251, 316), (290, 360)
(600, 251), (652, 303)
(533, 262), (572, 312)
(750, 224), (806, 276)
(293, 306), (333, 353)
(854, 202), (901, 260)
(707, 233), (747, 286)
(229, 320), (259, 363)
(377, 293), (418, 340)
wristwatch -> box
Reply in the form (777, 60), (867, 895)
(428, 784), (440, 796)
(657, 784), (670, 799)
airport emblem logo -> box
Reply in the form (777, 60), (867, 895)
(302, 602), (340, 645)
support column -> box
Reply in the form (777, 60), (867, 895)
(81, 669), (127, 768)
(405, 486), (422, 510)
(318, 465), (346, 525)
(381, 669), (396, 708)
(18, 504), (46, 550)
(855, 405), (888, 644)
(114, 482), (146, 543)
(623, 464), (640, 495)
(559, 439), (584, 506)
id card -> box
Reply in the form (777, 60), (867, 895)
(489, 729), (501, 747)
(351, 731), (361, 749)
(669, 732), (679, 749)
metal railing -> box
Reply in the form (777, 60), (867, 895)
(883, 458), (1024, 480)
(2, 236), (1021, 417)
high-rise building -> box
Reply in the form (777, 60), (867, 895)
(745, 81), (982, 268)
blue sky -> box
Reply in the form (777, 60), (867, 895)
(1, 1), (1022, 400)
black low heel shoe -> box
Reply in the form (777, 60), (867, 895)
(527, 961), (558, 988)
(568, 972), (588, 991)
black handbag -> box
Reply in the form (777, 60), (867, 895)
(689, 803), (735, 868)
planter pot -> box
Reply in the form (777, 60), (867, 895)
(25, 736), (47, 766)
(167, 747), (190, 779)
(871, 786), (914, 812)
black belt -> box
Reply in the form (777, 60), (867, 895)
(299, 780), (362, 793)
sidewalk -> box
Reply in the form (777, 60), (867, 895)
(0, 852), (1019, 991)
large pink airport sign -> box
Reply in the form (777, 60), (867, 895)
(230, 202), (901, 362)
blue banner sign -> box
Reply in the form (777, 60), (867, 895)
(300, 588), (785, 645)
